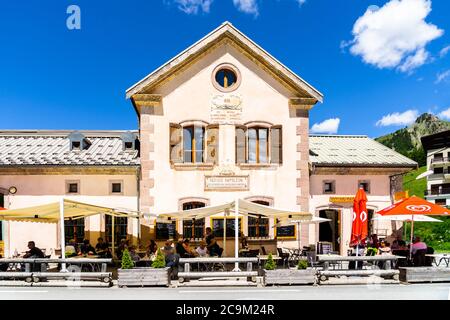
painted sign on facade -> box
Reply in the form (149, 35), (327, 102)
(210, 94), (242, 124)
(205, 175), (249, 191)
(329, 196), (354, 204)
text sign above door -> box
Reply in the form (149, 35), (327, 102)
(205, 175), (249, 191)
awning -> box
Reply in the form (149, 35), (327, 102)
(154, 198), (312, 222)
(0, 199), (140, 223)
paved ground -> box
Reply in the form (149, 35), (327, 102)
(0, 283), (449, 300)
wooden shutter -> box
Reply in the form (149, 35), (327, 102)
(270, 126), (282, 164)
(235, 126), (247, 164)
(206, 126), (219, 164)
(169, 123), (182, 163)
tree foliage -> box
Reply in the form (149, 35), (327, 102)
(151, 248), (166, 268)
(121, 248), (134, 269)
(264, 253), (276, 270)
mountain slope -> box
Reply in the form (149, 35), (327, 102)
(375, 113), (450, 166)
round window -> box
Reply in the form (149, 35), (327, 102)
(212, 64), (241, 92)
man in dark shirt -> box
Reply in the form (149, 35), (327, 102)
(80, 239), (96, 255)
(95, 237), (111, 258)
(205, 227), (222, 257)
(23, 241), (44, 258)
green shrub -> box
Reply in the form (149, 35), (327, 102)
(297, 259), (308, 270)
(264, 253), (276, 270)
(151, 248), (166, 268)
(121, 248), (134, 270)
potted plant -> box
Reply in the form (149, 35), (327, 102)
(118, 248), (171, 287)
(264, 253), (317, 286)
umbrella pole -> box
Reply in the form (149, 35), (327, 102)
(59, 198), (67, 272)
(112, 215), (115, 259)
(409, 216), (414, 261)
(233, 198), (240, 271)
(223, 210), (227, 257)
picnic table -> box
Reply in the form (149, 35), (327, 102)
(425, 254), (450, 267)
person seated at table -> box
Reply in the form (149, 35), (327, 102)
(80, 239), (96, 256)
(162, 240), (180, 278)
(204, 227), (223, 257)
(117, 239), (129, 259)
(196, 241), (208, 257)
(65, 239), (79, 257)
(241, 236), (249, 250)
(147, 240), (158, 255)
(182, 239), (196, 257)
(411, 236), (427, 255)
(128, 245), (141, 262)
(23, 241), (45, 258)
(95, 237), (112, 258)
(368, 234), (379, 249)
(378, 241), (392, 255)
(175, 239), (193, 258)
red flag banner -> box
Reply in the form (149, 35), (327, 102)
(351, 188), (368, 247)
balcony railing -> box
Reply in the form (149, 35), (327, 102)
(424, 188), (450, 196)
(431, 157), (450, 164)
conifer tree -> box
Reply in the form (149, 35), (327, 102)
(121, 248), (134, 269)
(151, 248), (166, 268)
(264, 253), (276, 270)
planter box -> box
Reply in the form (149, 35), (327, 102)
(264, 268), (317, 285)
(399, 267), (450, 283)
(118, 267), (171, 287)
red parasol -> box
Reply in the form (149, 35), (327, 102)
(351, 187), (368, 248)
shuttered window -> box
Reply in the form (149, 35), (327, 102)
(169, 124), (182, 163)
(206, 126), (219, 164)
(235, 126), (246, 164)
(270, 126), (282, 164)
(236, 125), (281, 164)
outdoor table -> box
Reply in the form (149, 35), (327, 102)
(425, 254), (450, 267)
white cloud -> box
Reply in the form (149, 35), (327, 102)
(440, 45), (450, 58)
(310, 118), (340, 134)
(296, 0), (307, 6)
(348, 0), (443, 73)
(435, 69), (450, 84)
(376, 110), (419, 127)
(438, 107), (450, 120)
(173, 0), (213, 14)
(233, 0), (259, 16)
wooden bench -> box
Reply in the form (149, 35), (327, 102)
(178, 257), (259, 283)
(0, 258), (112, 286)
(317, 255), (402, 282)
(399, 267), (450, 283)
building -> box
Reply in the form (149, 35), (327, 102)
(0, 130), (140, 256)
(125, 22), (416, 255)
(421, 129), (450, 208)
(309, 135), (417, 254)
(0, 22), (417, 257)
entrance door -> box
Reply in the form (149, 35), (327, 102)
(319, 209), (340, 253)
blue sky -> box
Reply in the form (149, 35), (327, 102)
(0, 0), (449, 138)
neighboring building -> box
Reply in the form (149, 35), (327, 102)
(309, 135), (417, 254)
(0, 130), (140, 256)
(421, 129), (450, 208)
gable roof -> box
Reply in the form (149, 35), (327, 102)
(309, 135), (417, 168)
(126, 21), (323, 102)
(0, 130), (139, 167)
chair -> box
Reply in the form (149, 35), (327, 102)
(261, 246), (267, 255)
(277, 248), (289, 268)
(425, 247), (434, 266)
(413, 249), (427, 267)
(247, 249), (260, 257)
